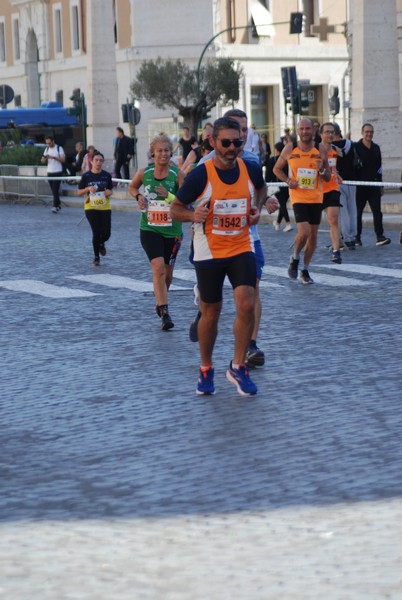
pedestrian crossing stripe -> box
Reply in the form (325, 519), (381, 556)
(266, 266), (370, 287)
(316, 263), (402, 279)
(0, 280), (99, 298)
(69, 274), (190, 292)
(1, 262), (401, 298)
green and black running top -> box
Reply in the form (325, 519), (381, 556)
(140, 164), (182, 238)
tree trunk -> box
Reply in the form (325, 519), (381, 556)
(178, 97), (208, 137)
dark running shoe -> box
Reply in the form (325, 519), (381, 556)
(226, 361), (257, 396)
(330, 250), (342, 264)
(354, 237), (362, 247)
(189, 311), (201, 342)
(299, 269), (314, 284)
(344, 240), (356, 250)
(376, 236), (391, 246)
(161, 313), (174, 331)
(245, 343), (265, 368)
(196, 367), (215, 395)
(92, 257), (100, 267)
(99, 243), (106, 256)
(288, 257), (299, 280)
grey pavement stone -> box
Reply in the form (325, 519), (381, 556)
(0, 203), (401, 599)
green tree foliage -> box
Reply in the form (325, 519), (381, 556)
(0, 144), (43, 166)
(130, 57), (242, 136)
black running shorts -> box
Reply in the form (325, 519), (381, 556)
(195, 252), (256, 304)
(292, 202), (323, 225)
(140, 229), (182, 265)
(323, 190), (341, 209)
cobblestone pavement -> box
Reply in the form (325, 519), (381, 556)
(1, 204), (401, 599)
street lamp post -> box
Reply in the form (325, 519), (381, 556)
(196, 17), (300, 92)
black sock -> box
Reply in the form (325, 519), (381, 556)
(158, 304), (168, 317)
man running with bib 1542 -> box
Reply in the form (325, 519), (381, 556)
(171, 117), (267, 397)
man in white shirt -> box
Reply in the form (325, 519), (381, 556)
(41, 136), (65, 213)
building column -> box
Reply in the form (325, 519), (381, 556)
(350, 0), (402, 180)
(86, 0), (119, 159)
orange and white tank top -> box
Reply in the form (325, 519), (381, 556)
(193, 158), (255, 261)
(322, 146), (339, 193)
(288, 146), (323, 204)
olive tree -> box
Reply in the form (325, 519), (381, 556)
(130, 57), (242, 136)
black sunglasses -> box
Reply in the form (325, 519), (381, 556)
(218, 138), (243, 148)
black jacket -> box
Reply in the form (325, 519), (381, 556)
(114, 135), (134, 161)
(332, 139), (356, 180)
(354, 139), (382, 182)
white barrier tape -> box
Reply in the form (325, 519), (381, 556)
(0, 174), (400, 188)
(0, 175), (131, 183)
(269, 180), (401, 188)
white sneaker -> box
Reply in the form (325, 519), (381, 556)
(274, 223), (281, 231)
(283, 224), (293, 232)
(51, 207), (58, 213)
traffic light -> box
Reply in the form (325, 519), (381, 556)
(299, 85), (310, 114)
(329, 85), (340, 115)
(70, 88), (81, 107)
(67, 89), (83, 120)
(121, 103), (141, 126)
(290, 12), (304, 34)
(121, 103), (129, 123)
(281, 66), (299, 114)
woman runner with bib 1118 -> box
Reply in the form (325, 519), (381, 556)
(77, 151), (113, 267)
(129, 135), (185, 331)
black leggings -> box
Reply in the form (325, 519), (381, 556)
(85, 209), (111, 258)
(276, 190), (290, 224)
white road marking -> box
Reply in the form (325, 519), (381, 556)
(4, 261), (397, 299)
(69, 274), (190, 292)
(172, 269), (197, 283)
(173, 268), (283, 288)
(316, 263), (402, 279)
(266, 266), (370, 287)
(0, 280), (99, 298)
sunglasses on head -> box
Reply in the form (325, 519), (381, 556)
(218, 138), (243, 148)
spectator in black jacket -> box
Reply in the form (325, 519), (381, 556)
(114, 127), (134, 180)
(69, 141), (86, 176)
(354, 124), (390, 246)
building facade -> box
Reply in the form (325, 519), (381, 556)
(0, 0), (400, 176)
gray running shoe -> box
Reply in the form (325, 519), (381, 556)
(288, 257), (299, 279)
(299, 269), (314, 284)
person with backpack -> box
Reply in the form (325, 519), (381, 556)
(41, 136), (65, 213)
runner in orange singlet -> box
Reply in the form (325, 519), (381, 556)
(171, 117), (267, 397)
(273, 118), (331, 284)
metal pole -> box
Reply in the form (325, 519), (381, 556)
(81, 93), (87, 150)
(196, 21), (289, 92)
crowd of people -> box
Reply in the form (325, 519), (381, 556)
(40, 116), (396, 397)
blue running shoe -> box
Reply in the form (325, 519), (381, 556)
(196, 367), (215, 395)
(226, 361), (257, 396)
